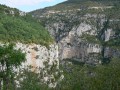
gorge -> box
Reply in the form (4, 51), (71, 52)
(0, 0), (120, 89)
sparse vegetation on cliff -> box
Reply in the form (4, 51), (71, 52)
(0, 0), (120, 89)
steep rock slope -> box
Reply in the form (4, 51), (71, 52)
(30, 0), (120, 64)
(0, 4), (60, 86)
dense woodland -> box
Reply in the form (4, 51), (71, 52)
(0, 5), (53, 47)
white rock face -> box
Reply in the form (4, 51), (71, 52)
(105, 29), (112, 41)
(87, 44), (101, 53)
(58, 22), (101, 60)
(45, 13), (116, 64)
(15, 42), (59, 70)
(0, 42), (59, 88)
(0, 42), (59, 87)
(76, 23), (92, 36)
(19, 11), (26, 16)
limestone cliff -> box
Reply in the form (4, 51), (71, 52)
(15, 43), (59, 69)
(15, 42), (59, 87)
(30, 0), (120, 64)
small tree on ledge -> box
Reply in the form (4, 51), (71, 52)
(0, 44), (26, 90)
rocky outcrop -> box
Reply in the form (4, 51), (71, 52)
(15, 42), (59, 87)
(30, 1), (120, 64)
(43, 12), (119, 64)
(58, 22), (102, 64)
(0, 42), (60, 87)
(14, 42), (59, 70)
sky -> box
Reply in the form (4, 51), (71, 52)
(0, 0), (67, 12)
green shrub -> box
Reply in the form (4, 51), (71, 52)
(0, 13), (53, 47)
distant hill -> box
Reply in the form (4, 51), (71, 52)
(30, 0), (119, 12)
(30, 0), (120, 20)
(29, 0), (120, 47)
(30, 0), (120, 22)
(0, 4), (53, 47)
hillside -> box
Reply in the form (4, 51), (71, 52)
(29, 1), (120, 89)
(30, 0), (120, 62)
(0, 4), (53, 47)
(0, 4), (59, 89)
(30, 0), (120, 16)
(0, 0), (120, 90)
(29, 0), (120, 89)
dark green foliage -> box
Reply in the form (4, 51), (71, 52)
(0, 44), (25, 90)
(106, 22), (120, 49)
(105, 4), (120, 19)
(0, 44), (25, 66)
(0, 13), (53, 47)
(56, 58), (120, 90)
(0, 4), (54, 47)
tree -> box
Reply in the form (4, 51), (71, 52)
(0, 44), (25, 90)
